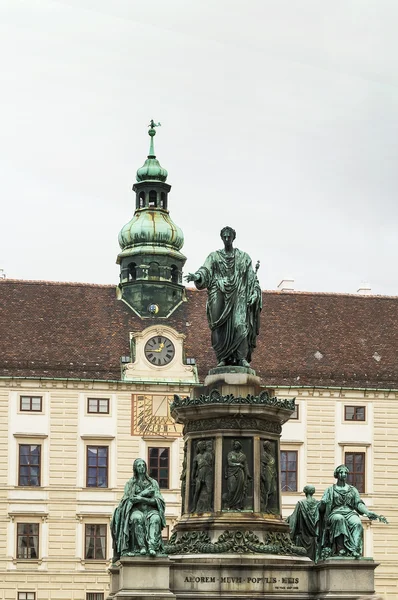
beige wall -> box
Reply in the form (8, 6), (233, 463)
(279, 386), (398, 599)
(0, 379), (397, 599)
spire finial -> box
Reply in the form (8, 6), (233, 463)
(148, 120), (161, 157)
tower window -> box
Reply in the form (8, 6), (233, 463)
(128, 262), (137, 281)
(149, 190), (157, 208)
(148, 262), (160, 280)
(138, 191), (145, 208)
(160, 191), (166, 209)
(170, 264), (178, 284)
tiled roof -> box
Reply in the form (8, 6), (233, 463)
(0, 279), (397, 389)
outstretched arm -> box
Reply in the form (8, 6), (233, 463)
(184, 272), (201, 283)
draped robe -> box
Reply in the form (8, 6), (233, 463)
(195, 248), (261, 364)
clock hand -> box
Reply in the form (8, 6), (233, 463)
(152, 342), (165, 353)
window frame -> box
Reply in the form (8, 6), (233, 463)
(148, 446), (170, 489)
(84, 523), (107, 560)
(280, 449), (298, 492)
(87, 397), (110, 415)
(19, 396), (42, 413)
(344, 405), (366, 422)
(86, 445), (109, 488)
(16, 522), (40, 560)
(18, 594), (36, 600)
(18, 444), (41, 487)
(290, 404), (299, 420)
(345, 451), (366, 493)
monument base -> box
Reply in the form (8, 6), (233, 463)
(108, 554), (379, 599)
(203, 368), (263, 397)
(108, 556), (176, 600)
(167, 554), (378, 599)
(315, 558), (379, 599)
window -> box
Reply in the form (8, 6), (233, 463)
(86, 594), (104, 600)
(87, 398), (109, 414)
(280, 450), (298, 492)
(17, 523), (39, 559)
(170, 264), (178, 284)
(345, 452), (365, 493)
(85, 524), (107, 560)
(86, 446), (108, 488)
(148, 447), (169, 488)
(20, 396), (42, 412)
(344, 406), (366, 421)
(18, 444), (41, 486)
(149, 190), (157, 207)
(18, 594), (36, 600)
(290, 404), (299, 420)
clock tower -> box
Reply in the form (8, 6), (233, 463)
(116, 121), (186, 318)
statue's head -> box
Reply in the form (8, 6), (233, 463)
(263, 440), (272, 450)
(197, 440), (207, 452)
(333, 464), (349, 480)
(220, 226), (236, 243)
(232, 439), (242, 450)
(303, 484), (315, 496)
(133, 458), (147, 477)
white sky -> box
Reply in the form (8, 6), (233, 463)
(1, 0), (397, 294)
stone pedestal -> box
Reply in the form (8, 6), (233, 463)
(170, 553), (313, 599)
(170, 370), (295, 549)
(108, 557), (176, 600)
(314, 558), (379, 599)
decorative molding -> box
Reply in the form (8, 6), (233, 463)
(13, 433), (48, 439)
(172, 390), (295, 411)
(80, 434), (115, 440)
(76, 512), (113, 522)
(8, 512), (48, 522)
(185, 416), (282, 435)
(338, 442), (371, 447)
(165, 529), (306, 556)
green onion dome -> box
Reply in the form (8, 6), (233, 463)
(118, 210), (184, 252)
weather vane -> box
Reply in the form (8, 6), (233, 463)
(149, 119), (161, 129)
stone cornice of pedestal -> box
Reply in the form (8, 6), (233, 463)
(176, 512), (289, 532)
(171, 390), (295, 425)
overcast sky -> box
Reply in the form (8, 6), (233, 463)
(1, 0), (397, 295)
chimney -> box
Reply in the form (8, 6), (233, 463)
(357, 282), (371, 295)
(277, 278), (294, 292)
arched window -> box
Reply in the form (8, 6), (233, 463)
(170, 264), (178, 284)
(160, 192), (166, 209)
(149, 190), (157, 208)
(148, 262), (160, 280)
(128, 262), (137, 281)
(138, 191), (145, 209)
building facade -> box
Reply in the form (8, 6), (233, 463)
(0, 128), (397, 599)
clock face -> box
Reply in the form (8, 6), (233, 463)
(144, 335), (175, 366)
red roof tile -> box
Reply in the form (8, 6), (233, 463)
(0, 279), (397, 389)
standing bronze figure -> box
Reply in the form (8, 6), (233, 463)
(191, 440), (214, 513)
(287, 485), (319, 561)
(186, 227), (261, 367)
(260, 440), (277, 512)
(223, 440), (252, 510)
